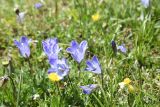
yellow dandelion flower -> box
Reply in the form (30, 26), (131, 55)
(128, 84), (135, 93)
(92, 13), (100, 22)
(123, 78), (131, 85)
(48, 72), (61, 82)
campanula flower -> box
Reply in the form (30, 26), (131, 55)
(42, 38), (61, 59)
(14, 36), (31, 58)
(80, 84), (98, 94)
(85, 56), (101, 74)
(48, 58), (69, 82)
(34, 2), (43, 9)
(141, 0), (149, 8)
(66, 40), (87, 63)
(117, 44), (127, 53)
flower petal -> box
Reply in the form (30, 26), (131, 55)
(79, 40), (87, 52)
(117, 44), (127, 53)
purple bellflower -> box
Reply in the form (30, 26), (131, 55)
(48, 58), (69, 81)
(66, 40), (87, 63)
(34, 2), (43, 9)
(42, 38), (61, 59)
(14, 36), (31, 58)
(117, 44), (127, 53)
(80, 84), (98, 94)
(141, 0), (149, 8)
(85, 56), (101, 74)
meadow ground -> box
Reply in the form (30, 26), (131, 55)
(0, 0), (160, 106)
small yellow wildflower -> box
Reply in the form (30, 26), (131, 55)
(123, 78), (131, 85)
(92, 13), (100, 22)
(48, 73), (61, 82)
(2, 58), (10, 66)
(119, 78), (136, 93)
(128, 84), (135, 93)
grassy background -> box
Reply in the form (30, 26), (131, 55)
(0, 0), (160, 106)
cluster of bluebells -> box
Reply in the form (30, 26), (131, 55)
(42, 38), (69, 82)
(14, 36), (102, 94)
(14, 36), (128, 95)
(66, 40), (101, 94)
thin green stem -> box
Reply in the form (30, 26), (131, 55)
(101, 70), (104, 88)
(8, 76), (17, 106)
(78, 63), (81, 78)
(26, 58), (36, 87)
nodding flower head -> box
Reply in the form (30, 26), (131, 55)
(42, 38), (61, 59)
(85, 56), (101, 74)
(14, 36), (31, 58)
(66, 40), (87, 63)
(80, 84), (98, 94)
(48, 58), (69, 82)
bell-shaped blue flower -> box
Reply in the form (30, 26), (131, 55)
(141, 0), (149, 8)
(117, 44), (127, 53)
(42, 38), (61, 59)
(85, 56), (101, 74)
(80, 84), (98, 94)
(66, 40), (87, 63)
(34, 2), (43, 9)
(14, 36), (31, 58)
(48, 58), (69, 81)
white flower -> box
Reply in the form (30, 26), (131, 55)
(32, 94), (40, 100)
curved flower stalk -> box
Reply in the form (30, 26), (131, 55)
(141, 0), (149, 8)
(66, 40), (88, 63)
(48, 58), (69, 82)
(42, 38), (61, 60)
(85, 56), (101, 74)
(14, 36), (31, 58)
(80, 84), (98, 94)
